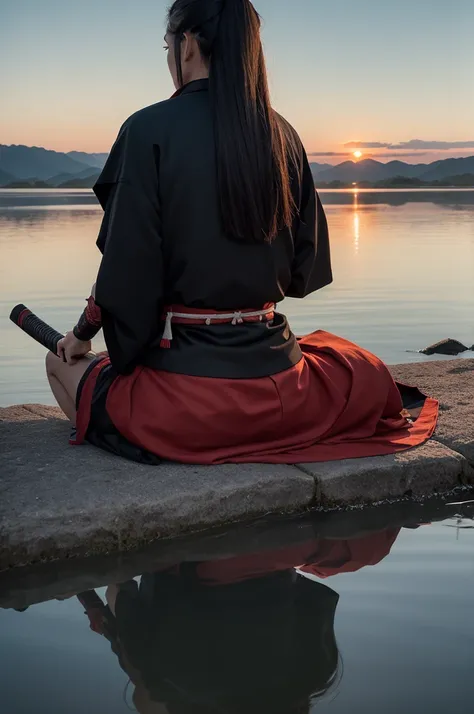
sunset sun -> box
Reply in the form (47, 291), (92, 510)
(353, 150), (363, 159)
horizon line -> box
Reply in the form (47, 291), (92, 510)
(2, 143), (474, 168)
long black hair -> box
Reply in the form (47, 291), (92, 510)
(167, 0), (297, 244)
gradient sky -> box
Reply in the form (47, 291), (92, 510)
(2, 0), (473, 164)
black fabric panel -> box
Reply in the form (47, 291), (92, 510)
(91, 79), (332, 379)
(80, 363), (162, 464)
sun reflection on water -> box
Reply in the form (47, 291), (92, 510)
(353, 190), (360, 254)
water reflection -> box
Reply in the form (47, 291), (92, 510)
(71, 529), (400, 714)
(3, 501), (474, 713)
(319, 188), (474, 209)
(3, 188), (474, 210)
(353, 191), (360, 254)
(0, 189), (99, 209)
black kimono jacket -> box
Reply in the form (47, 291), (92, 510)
(94, 79), (332, 378)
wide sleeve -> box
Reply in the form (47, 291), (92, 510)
(93, 117), (163, 374)
(285, 152), (332, 298)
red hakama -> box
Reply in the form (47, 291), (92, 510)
(74, 327), (438, 464)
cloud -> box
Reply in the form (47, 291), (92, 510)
(344, 139), (474, 151)
(375, 152), (429, 158)
(309, 150), (428, 159)
(344, 142), (389, 149)
(392, 140), (474, 150)
(308, 152), (349, 157)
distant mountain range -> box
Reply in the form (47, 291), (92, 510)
(311, 156), (474, 186)
(0, 144), (107, 188)
(1, 144), (474, 189)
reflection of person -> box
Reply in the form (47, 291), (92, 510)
(78, 529), (400, 714)
(45, 0), (437, 464)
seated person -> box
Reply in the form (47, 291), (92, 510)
(46, 0), (437, 463)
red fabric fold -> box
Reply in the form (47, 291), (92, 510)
(73, 329), (438, 464)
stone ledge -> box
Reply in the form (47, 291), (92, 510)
(298, 440), (471, 507)
(390, 359), (474, 464)
(0, 406), (314, 569)
(1, 359), (474, 569)
(2, 496), (473, 611)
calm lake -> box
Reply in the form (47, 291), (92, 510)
(1, 189), (474, 712)
(1, 188), (474, 406)
(1, 500), (474, 713)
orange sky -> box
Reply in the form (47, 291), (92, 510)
(1, 0), (473, 164)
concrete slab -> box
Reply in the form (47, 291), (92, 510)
(0, 406), (314, 569)
(2, 359), (474, 570)
(390, 359), (474, 465)
(2, 496), (473, 611)
(298, 440), (471, 507)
